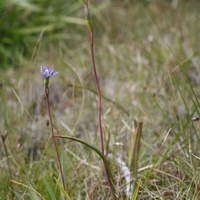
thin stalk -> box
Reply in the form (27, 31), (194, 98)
(45, 87), (66, 200)
(84, 1), (116, 198)
(88, 31), (104, 155)
(1, 132), (15, 198)
(130, 122), (143, 178)
(130, 122), (143, 193)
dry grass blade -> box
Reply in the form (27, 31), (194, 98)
(129, 122), (143, 184)
(11, 180), (46, 200)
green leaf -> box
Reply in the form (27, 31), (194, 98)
(53, 176), (71, 200)
(53, 135), (115, 185)
(59, 16), (86, 25)
(131, 177), (141, 200)
(43, 176), (57, 200)
(28, 189), (41, 200)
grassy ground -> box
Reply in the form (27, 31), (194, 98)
(0, 0), (200, 199)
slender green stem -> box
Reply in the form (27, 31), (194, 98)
(45, 87), (66, 200)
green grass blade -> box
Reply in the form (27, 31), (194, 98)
(53, 176), (71, 200)
(29, 189), (41, 200)
(131, 177), (141, 200)
(43, 176), (57, 200)
(60, 16), (86, 25)
(53, 135), (115, 190)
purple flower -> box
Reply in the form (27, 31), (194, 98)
(41, 65), (58, 79)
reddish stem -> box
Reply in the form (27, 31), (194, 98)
(88, 31), (105, 155)
(85, 1), (116, 198)
(45, 88), (66, 200)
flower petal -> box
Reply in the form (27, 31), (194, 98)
(43, 66), (48, 72)
(43, 70), (50, 78)
(49, 66), (54, 76)
(52, 72), (59, 77)
(40, 66), (44, 74)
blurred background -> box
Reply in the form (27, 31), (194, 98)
(1, 0), (199, 70)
